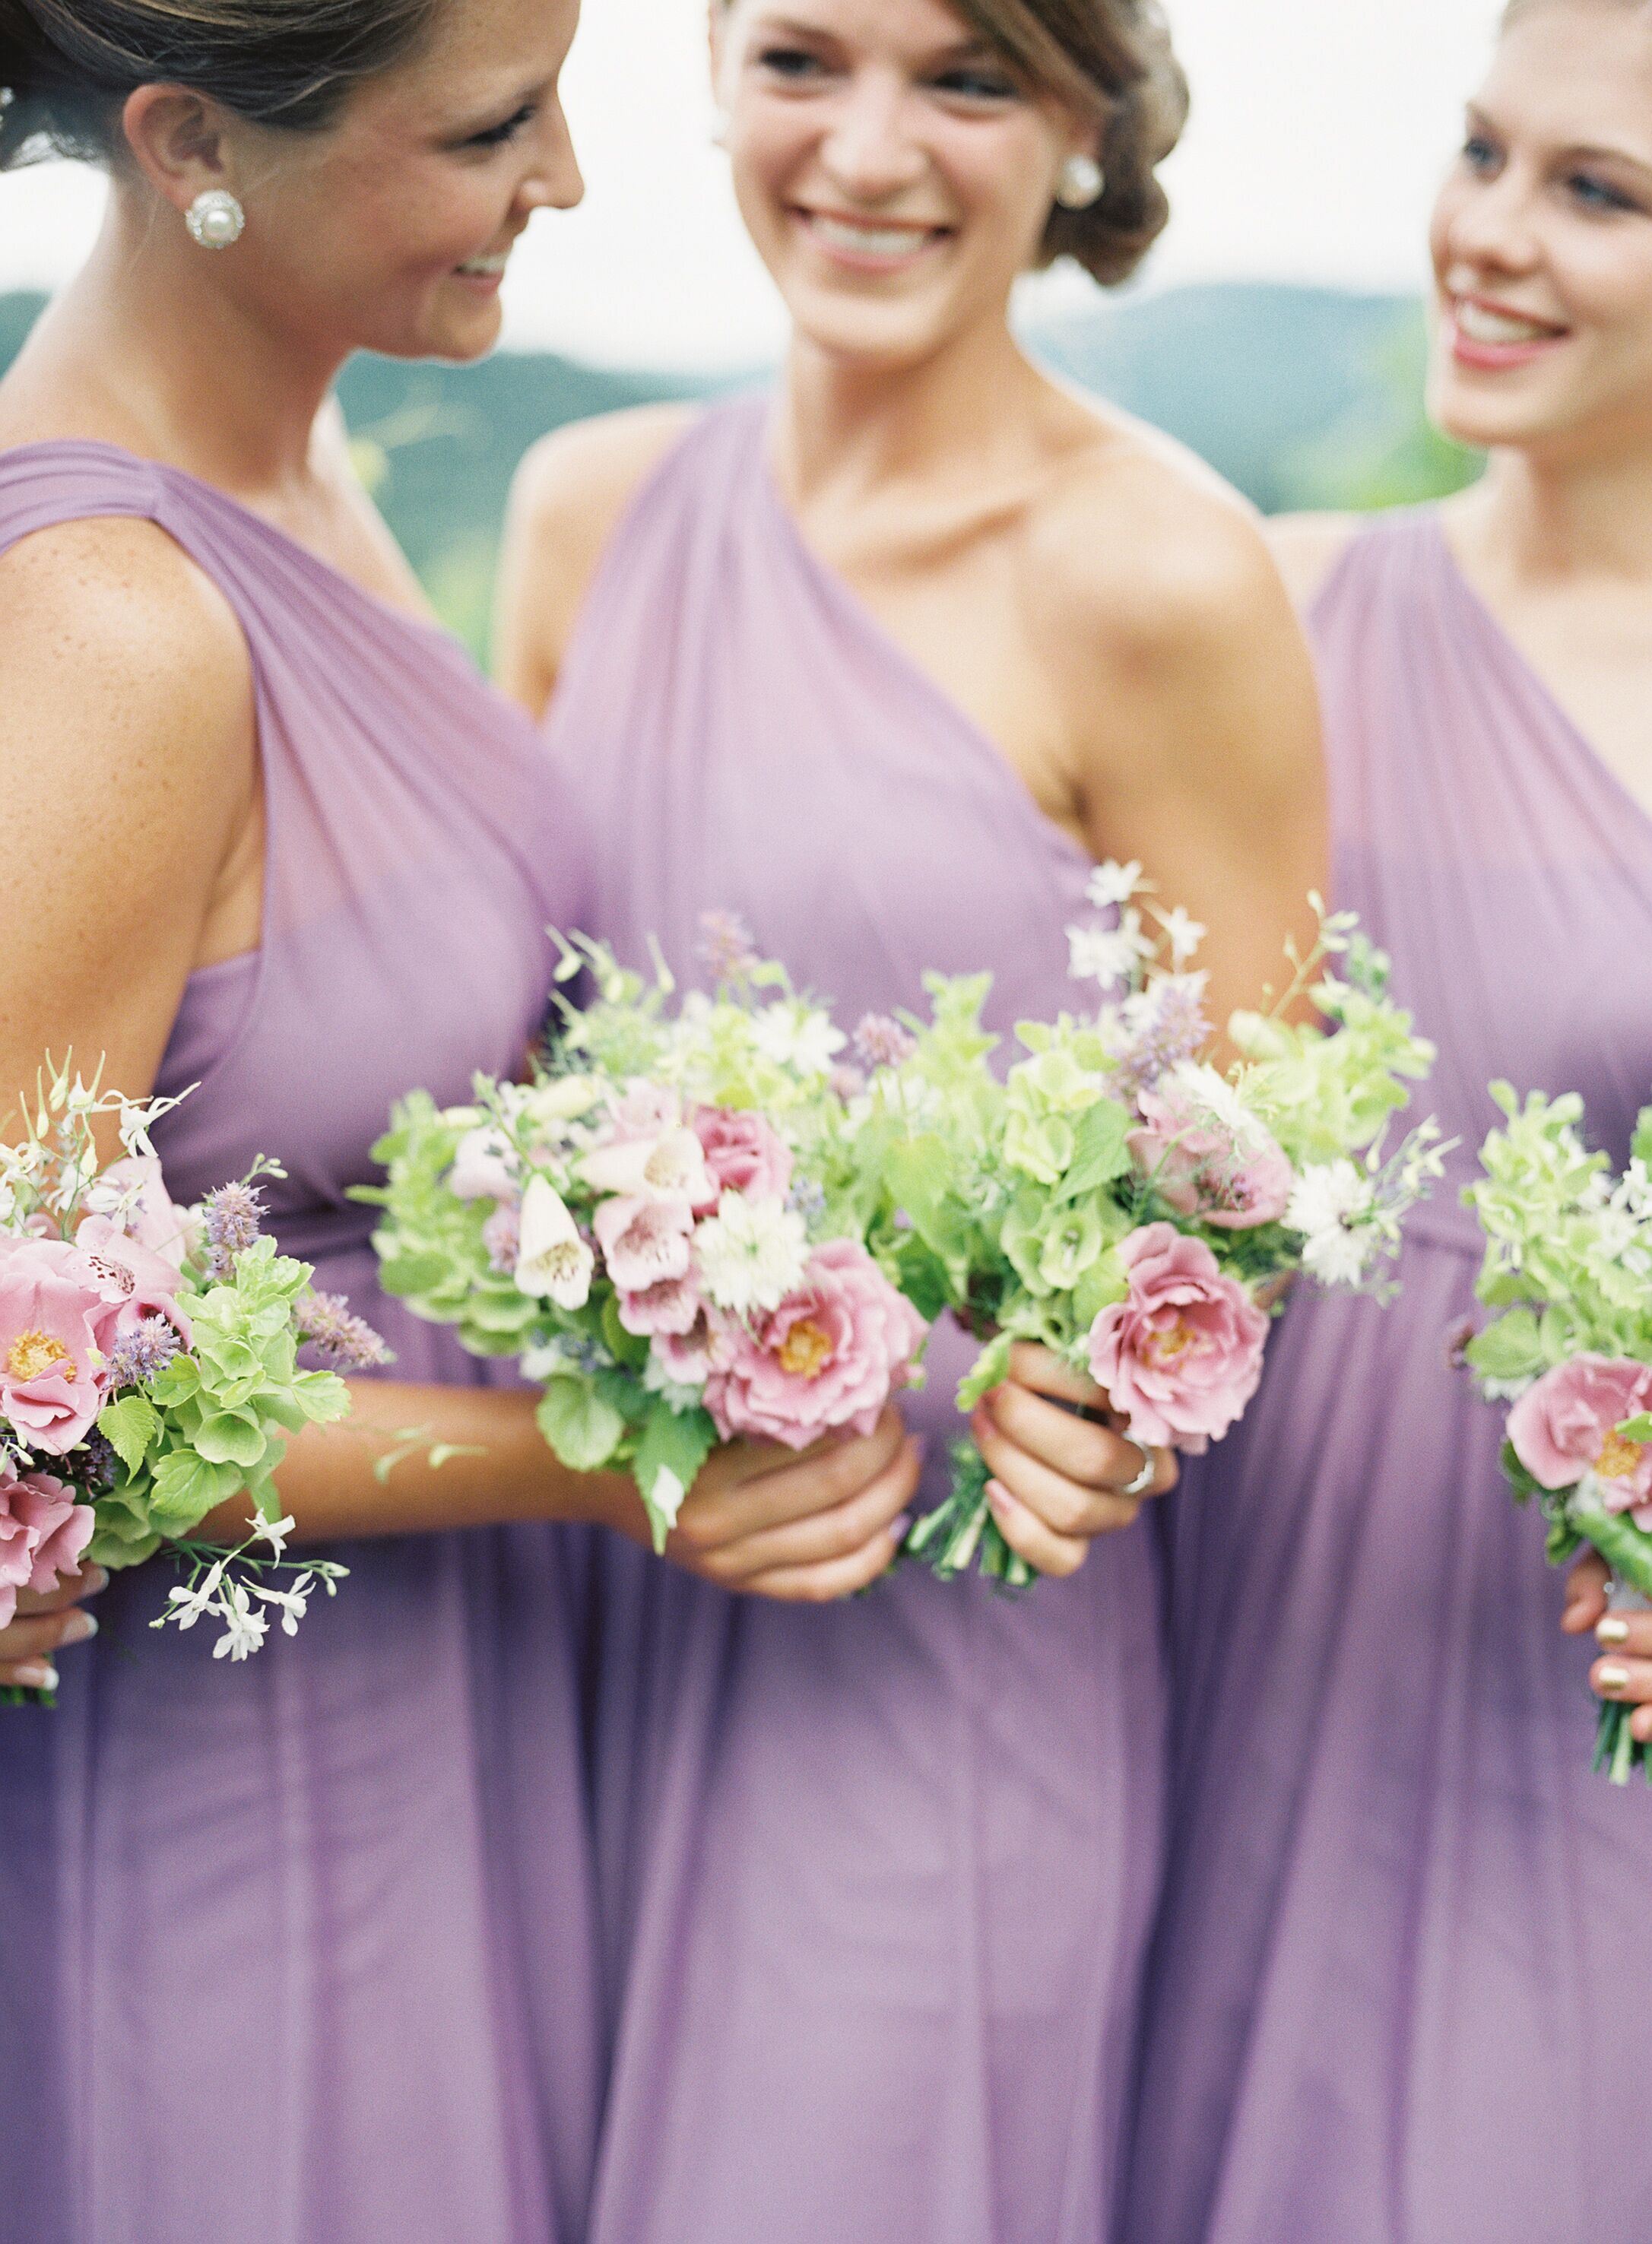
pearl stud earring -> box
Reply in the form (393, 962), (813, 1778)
(185, 189), (246, 249)
(1054, 154), (1105, 211)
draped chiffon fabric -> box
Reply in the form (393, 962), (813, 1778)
(0, 442), (603, 2244)
(546, 396), (1168, 2244)
(1123, 509), (1652, 2244)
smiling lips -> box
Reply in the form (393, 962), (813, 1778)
(455, 250), (512, 284)
(796, 208), (948, 271)
(1448, 292), (1571, 369)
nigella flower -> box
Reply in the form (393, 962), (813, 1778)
(201, 1182), (265, 1279)
(79, 1429), (121, 1489)
(696, 908), (762, 987)
(786, 1177), (829, 1227)
(107, 1315), (182, 1389)
(295, 1292), (393, 1373)
(852, 1014), (916, 1071)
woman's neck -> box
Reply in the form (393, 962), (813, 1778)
(1464, 434), (1652, 588)
(773, 308), (1051, 512)
(5, 190), (345, 501)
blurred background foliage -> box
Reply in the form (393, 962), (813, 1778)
(0, 280), (1479, 661)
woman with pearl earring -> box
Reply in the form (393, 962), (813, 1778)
(499, 2), (1325, 2237)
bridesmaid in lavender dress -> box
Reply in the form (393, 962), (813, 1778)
(499, 2), (1324, 2236)
(0, 2), (918, 2237)
(1124, 5), (1652, 2238)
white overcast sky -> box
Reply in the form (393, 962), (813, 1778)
(0, 0), (1501, 369)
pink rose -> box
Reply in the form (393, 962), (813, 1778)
(72, 1216), (192, 1345)
(0, 1242), (118, 1455)
(593, 1195), (695, 1295)
(1087, 1222), (1270, 1454)
(1128, 1077), (1294, 1231)
(1508, 1355), (1652, 1526)
(0, 1468), (95, 1628)
(703, 1239), (927, 1450)
(619, 1272), (704, 1339)
(693, 1108), (795, 1206)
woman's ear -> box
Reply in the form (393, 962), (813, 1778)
(121, 82), (237, 218)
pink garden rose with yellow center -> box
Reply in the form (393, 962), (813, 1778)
(1088, 1222), (1270, 1453)
(693, 1108), (794, 1206)
(0, 1241), (119, 1455)
(703, 1238), (927, 1450)
(1128, 1069), (1294, 1231)
(1508, 1355), (1652, 1526)
(0, 1466), (94, 1628)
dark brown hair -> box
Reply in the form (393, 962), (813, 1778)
(950, 0), (1188, 284)
(0, 0), (443, 170)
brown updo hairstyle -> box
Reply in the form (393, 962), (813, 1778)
(950, 0), (1188, 284)
(0, 0), (443, 173)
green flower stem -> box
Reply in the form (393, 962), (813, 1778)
(902, 1441), (1037, 1591)
(1593, 1699), (1652, 1788)
(1570, 1497), (1652, 1599)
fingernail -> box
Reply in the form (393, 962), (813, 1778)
(60, 1612), (97, 1647)
(1597, 1663), (1631, 1692)
(1598, 1618), (1631, 1647)
(17, 1664), (57, 1692)
(985, 1477), (1014, 1517)
(82, 1567), (109, 1595)
(889, 1514), (913, 1542)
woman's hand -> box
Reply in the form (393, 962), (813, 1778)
(0, 1566), (106, 1691)
(972, 1342), (1177, 1579)
(588, 1406), (922, 1603)
(1562, 1550), (1652, 1746)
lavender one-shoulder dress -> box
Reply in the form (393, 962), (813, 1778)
(0, 443), (602, 2244)
(546, 396), (1168, 2244)
(1123, 511), (1652, 2243)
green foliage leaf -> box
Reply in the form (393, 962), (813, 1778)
(147, 1449), (244, 1536)
(192, 1409), (272, 1470)
(97, 1393), (159, 1476)
(536, 1376), (626, 1474)
(1463, 1311), (1546, 1385)
(956, 1331), (1013, 1413)
(1054, 1099), (1134, 1206)
(633, 1404), (718, 1555)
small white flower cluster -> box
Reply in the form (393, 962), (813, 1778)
(694, 1191), (810, 1317)
(153, 1513), (347, 1661)
(1067, 861), (1208, 994)
(1286, 1124), (1452, 1292)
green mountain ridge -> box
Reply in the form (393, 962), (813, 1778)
(0, 280), (1477, 652)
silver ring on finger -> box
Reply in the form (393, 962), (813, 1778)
(1118, 1441), (1158, 1499)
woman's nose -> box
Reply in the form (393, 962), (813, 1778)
(820, 76), (931, 203)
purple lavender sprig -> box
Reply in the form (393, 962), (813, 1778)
(294, 1292), (392, 1373)
(853, 1014), (917, 1071)
(1100, 974), (1213, 1102)
(201, 1182), (266, 1280)
(696, 908), (762, 987)
(107, 1317), (182, 1389)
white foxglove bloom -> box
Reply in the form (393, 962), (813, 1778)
(449, 1126), (519, 1203)
(1086, 859), (1146, 910)
(579, 1127), (713, 1206)
(213, 1580), (270, 1662)
(695, 1190), (810, 1317)
(750, 1003), (847, 1078)
(1286, 1159), (1378, 1288)
(515, 1177), (596, 1310)
(522, 1076), (604, 1130)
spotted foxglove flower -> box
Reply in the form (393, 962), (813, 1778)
(579, 1126), (714, 1209)
(694, 1190), (811, 1318)
(515, 1177), (596, 1310)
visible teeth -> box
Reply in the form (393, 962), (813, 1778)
(458, 254), (510, 277)
(1454, 300), (1562, 345)
(810, 215), (934, 258)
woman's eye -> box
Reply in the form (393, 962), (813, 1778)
(756, 45), (827, 81)
(932, 68), (1019, 103)
(1567, 170), (1638, 214)
(467, 104), (536, 151)
(1462, 134), (1501, 174)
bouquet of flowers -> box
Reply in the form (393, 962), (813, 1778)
(2, 1060), (385, 1693)
(870, 864), (1444, 1583)
(364, 918), (930, 1551)
(1463, 1084), (1652, 1784)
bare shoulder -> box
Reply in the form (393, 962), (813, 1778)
(0, 513), (252, 807)
(1264, 512), (1362, 610)
(499, 402), (699, 709)
(509, 402), (700, 558)
(1026, 417), (1298, 663)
